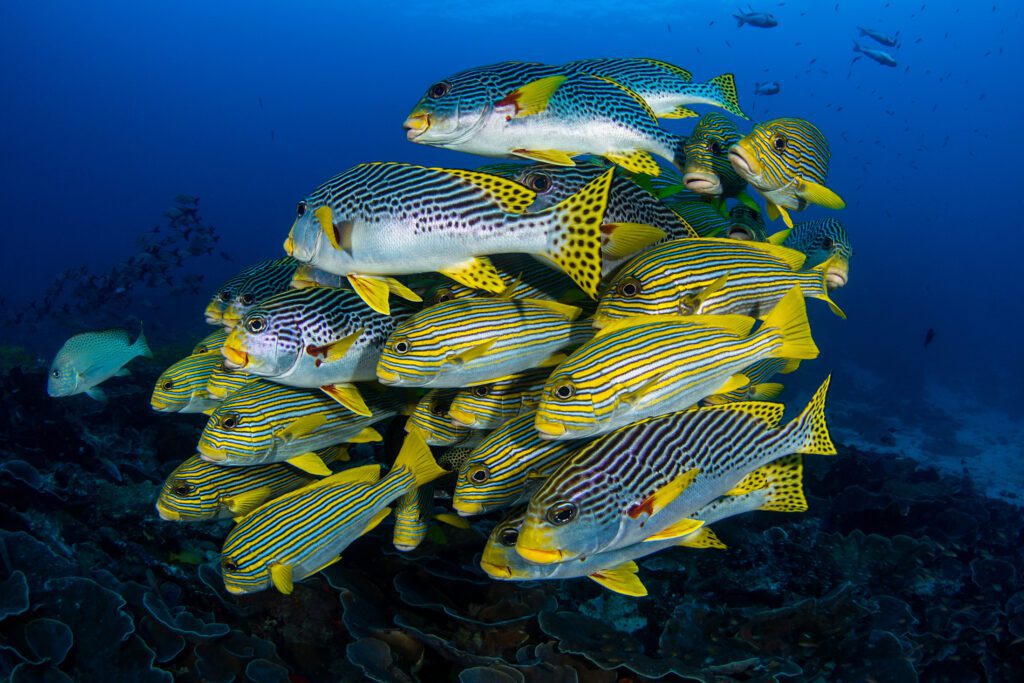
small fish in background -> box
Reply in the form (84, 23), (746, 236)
(924, 328), (936, 348)
(857, 26), (900, 47)
(754, 81), (781, 95)
(733, 8), (779, 28)
(853, 42), (898, 67)
(47, 326), (152, 402)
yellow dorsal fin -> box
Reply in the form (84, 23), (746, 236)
(448, 339), (496, 366)
(588, 561), (647, 597)
(319, 445), (350, 463)
(440, 257), (506, 294)
(641, 58), (693, 80)
(314, 206), (337, 249)
(601, 223), (666, 260)
(360, 507), (392, 537)
(320, 383), (372, 417)
(659, 105), (699, 119)
(347, 275), (393, 315)
(524, 298), (582, 321)
(749, 382), (785, 400)
(349, 427), (383, 444)
(221, 487), (273, 517)
(665, 313), (755, 337)
(711, 400), (786, 429)
(604, 150), (661, 177)
(699, 238), (806, 270)
(270, 562), (294, 595)
(757, 454), (808, 512)
(761, 287), (819, 361)
(496, 274), (523, 301)
(677, 527), (727, 549)
(432, 168), (537, 214)
(628, 467), (700, 520)
(285, 452), (333, 476)
(589, 74), (659, 121)
(799, 179), (846, 210)
(498, 75), (566, 117)
(643, 516), (705, 542)
(537, 352), (569, 368)
(276, 414), (327, 443)
(315, 463), (382, 487)
(593, 312), (753, 339)
(510, 149), (577, 166)
(392, 428), (448, 487)
(716, 373), (750, 397)
(766, 228), (792, 245)
(434, 513), (471, 529)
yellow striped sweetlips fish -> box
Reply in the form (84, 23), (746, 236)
(561, 58), (747, 119)
(405, 62), (686, 176)
(481, 458), (804, 595)
(198, 380), (394, 474)
(726, 204), (769, 241)
(681, 113), (748, 198)
(221, 287), (411, 416)
(191, 329), (229, 355)
(783, 218), (853, 289)
(407, 389), (477, 447)
(478, 161), (693, 274)
(702, 358), (799, 405)
(452, 411), (582, 517)
(516, 377), (835, 564)
(534, 288), (819, 440)
(220, 430), (447, 595)
(205, 257), (299, 327)
(151, 352), (222, 414)
(205, 361), (256, 400)
(155, 447), (349, 522)
(728, 118), (845, 228)
(377, 296), (592, 388)
(284, 161), (619, 313)
(448, 366), (551, 430)
(593, 238), (845, 326)
(392, 484), (469, 552)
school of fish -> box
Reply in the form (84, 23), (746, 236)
(50, 57), (851, 598)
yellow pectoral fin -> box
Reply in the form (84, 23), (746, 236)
(643, 517), (705, 542)
(320, 383), (372, 417)
(434, 513), (471, 529)
(799, 179), (846, 209)
(349, 427), (383, 444)
(524, 298), (582, 321)
(286, 452), (333, 476)
(677, 527), (727, 549)
(511, 149), (577, 166)
(766, 228), (792, 245)
(716, 373), (750, 396)
(360, 507), (392, 537)
(776, 204), (794, 228)
(588, 561), (648, 597)
(277, 414), (327, 443)
(221, 487), (273, 517)
(500, 75), (566, 117)
(447, 339), (495, 366)
(384, 277), (423, 304)
(323, 329), (364, 363)
(439, 257), (506, 294)
(659, 105), (699, 119)
(601, 223), (667, 260)
(604, 150), (661, 176)
(537, 352), (569, 368)
(749, 382), (785, 400)
(347, 275), (393, 315)
(270, 563), (294, 595)
(765, 202), (781, 221)
(314, 206), (337, 249)
(628, 467), (701, 520)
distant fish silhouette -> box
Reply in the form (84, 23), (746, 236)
(923, 328), (935, 348)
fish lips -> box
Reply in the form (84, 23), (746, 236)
(447, 406), (478, 428)
(155, 501), (180, 521)
(403, 112), (431, 140)
(515, 545), (566, 565)
(682, 171), (723, 196)
(221, 343), (250, 370)
(534, 417), (568, 439)
(479, 559), (514, 579)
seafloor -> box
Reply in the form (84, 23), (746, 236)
(1, 352), (1021, 682)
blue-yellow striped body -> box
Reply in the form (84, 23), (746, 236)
(198, 381), (394, 466)
(191, 329), (229, 355)
(681, 113), (746, 197)
(448, 366), (551, 430)
(151, 352), (222, 414)
(206, 363), (256, 400)
(206, 258), (299, 328)
(377, 297), (592, 388)
(156, 447), (347, 522)
(783, 218), (853, 289)
(408, 389), (486, 448)
(392, 485), (433, 552)
(594, 238), (844, 325)
(516, 378), (834, 564)
(453, 411), (582, 516)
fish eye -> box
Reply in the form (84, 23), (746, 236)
(170, 479), (195, 496)
(296, 200), (308, 217)
(498, 527), (519, 547)
(218, 291), (232, 302)
(822, 237), (835, 249)
(467, 465), (490, 484)
(51, 369), (60, 379)
(617, 277), (641, 298)
(221, 557), (240, 572)
(552, 379), (576, 400)
(392, 338), (410, 355)
(245, 316), (267, 333)
(430, 401), (449, 417)
(472, 384), (491, 398)
(427, 81), (451, 99)
(709, 140), (724, 155)
(219, 412), (241, 430)
(239, 293), (255, 306)
(433, 288), (453, 304)
(524, 172), (553, 192)
(161, 379), (174, 390)
(773, 135), (789, 152)
(546, 502), (578, 526)
(195, 345), (208, 353)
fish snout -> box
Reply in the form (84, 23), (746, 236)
(221, 342), (250, 370)
(376, 367), (401, 385)
(447, 407), (477, 428)
(155, 501), (180, 521)
(728, 145), (758, 179)
(452, 498), (484, 516)
(682, 171), (723, 196)
(479, 559), (514, 579)
(826, 264), (849, 289)
(403, 112), (431, 140)
(534, 417), (567, 439)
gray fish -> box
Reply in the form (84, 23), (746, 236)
(48, 327), (151, 402)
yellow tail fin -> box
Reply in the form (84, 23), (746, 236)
(709, 73), (747, 119)
(761, 287), (819, 361)
(393, 428), (448, 487)
(790, 375), (837, 456)
(541, 169), (614, 298)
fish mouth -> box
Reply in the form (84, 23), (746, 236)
(447, 407), (477, 428)
(376, 367), (401, 385)
(150, 399), (174, 412)
(452, 499), (484, 516)
(283, 234), (296, 256)
(223, 584), (248, 596)
(198, 445), (228, 462)
(515, 545), (564, 564)
(727, 226), (755, 241)
(403, 112), (431, 140)
(480, 560), (514, 579)
(683, 171), (722, 196)
(221, 343), (249, 370)
(534, 418), (567, 438)
(155, 502), (179, 521)
(826, 267), (848, 289)
(207, 383), (230, 399)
